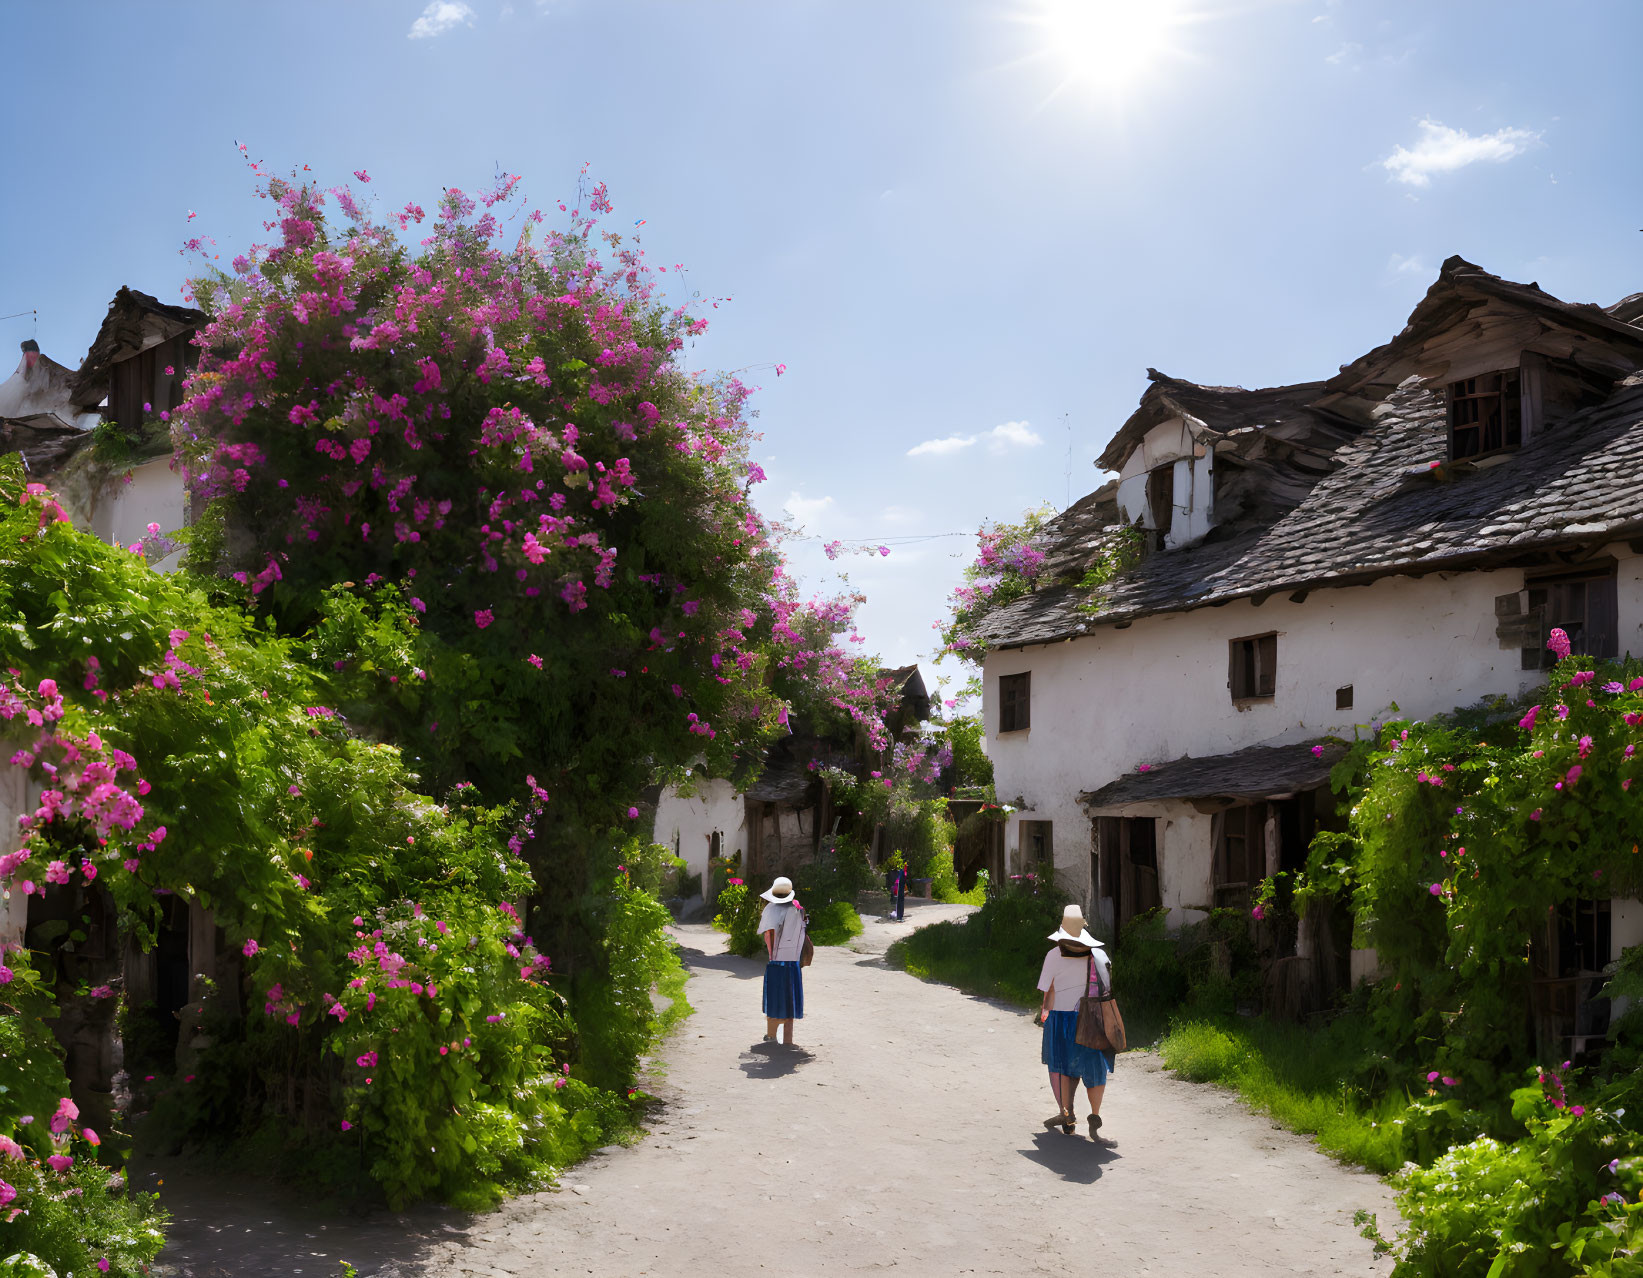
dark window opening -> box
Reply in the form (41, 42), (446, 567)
(1335, 685), (1354, 710)
(1448, 370), (1521, 460)
(1097, 816), (1161, 933)
(999, 672), (1031, 733)
(1229, 633), (1278, 700)
(1146, 465), (1175, 542)
(1021, 820), (1053, 867)
(1522, 567), (1619, 669)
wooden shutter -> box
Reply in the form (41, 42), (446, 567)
(1588, 574), (1619, 659)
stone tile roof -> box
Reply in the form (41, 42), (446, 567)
(980, 373), (1643, 650)
(1081, 742), (1347, 809)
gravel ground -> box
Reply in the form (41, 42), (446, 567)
(149, 900), (1400, 1277)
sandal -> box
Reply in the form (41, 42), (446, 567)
(1061, 1112), (1077, 1135)
(1042, 1110), (1070, 1131)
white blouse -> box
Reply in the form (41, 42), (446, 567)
(1037, 948), (1112, 1013)
(758, 901), (806, 962)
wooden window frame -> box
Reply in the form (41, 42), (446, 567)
(1522, 565), (1619, 669)
(1020, 819), (1053, 868)
(998, 671), (1031, 733)
(1229, 632), (1278, 701)
(1447, 370), (1522, 461)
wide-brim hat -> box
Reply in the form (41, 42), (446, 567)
(760, 876), (796, 903)
(1048, 904), (1103, 949)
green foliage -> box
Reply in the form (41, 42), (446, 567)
(1075, 525), (1146, 617)
(806, 901), (863, 947)
(939, 714), (993, 789)
(0, 979), (166, 1277)
(1364, 1076), (1643, 1276)
(790, 842), (874, 912)
(926, 849), (986, 904)
(712, 882), (764, 959)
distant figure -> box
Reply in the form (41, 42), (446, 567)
(1035, 904), (1114, 1141)
(758, 876), (805, 1046)
(887, 857), (908, 922)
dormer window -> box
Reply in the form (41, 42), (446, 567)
(1448, 371), (1521, 460)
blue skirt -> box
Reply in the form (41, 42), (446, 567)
(763, 960), (804, 1019)
(1041, 1009), (1111, 1087)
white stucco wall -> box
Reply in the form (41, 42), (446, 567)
(87, 458), (187, 566)
(1114, 418), (1214, 549)
(0, 769), (33, 950)
(654, 778), (746, 900)
(986, 548), (1643, 905)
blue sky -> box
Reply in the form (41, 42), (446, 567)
(5, 0), (1639, 690)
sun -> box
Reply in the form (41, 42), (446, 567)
(1022, 0), (1192, 99)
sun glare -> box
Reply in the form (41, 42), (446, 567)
(1026, 0), (1189, 99)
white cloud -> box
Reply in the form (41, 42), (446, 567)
(1382, 119), (1540, 188)
(408, 1), (475, 38)
(907, 434), (975, 457)
(1388, 252), (1429, 276)
(986, 420), (1042, 453)
(783, 491), (834, 526)
(1325, 41), (1361, 65)
(907, 420), (1043, 458)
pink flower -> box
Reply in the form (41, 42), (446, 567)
(0, 1180), (12, 1206)
(1519, 705), (1540, 732)
(50, 1096), (79, 1134)
(1429, 882), (1443, 896)
(474, 609), (494, 629)
(1310, 745), (1324, 758)
(242, 939), (259, 957)
(1572, 1105), (1587, 1117)
(1137, 763), (1151, 773)
(341, 1120), (353, 1131)
(82, 1128), (100, 1146)
(627, 806), (638, 818)
(1427, 1070), (1439, 1082)
(1442, 1077), (1456, 1087)
(1547, 628), (1572, 660)
(1250, 904), (1265, 921)
(47, 1154), (73, 1173)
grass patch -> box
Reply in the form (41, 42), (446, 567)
(1158, 1012), (1408, 1173)
(885, 890), (1061, 1007)
(808, 900), (864, 946)
(653, 941), (694, 1039)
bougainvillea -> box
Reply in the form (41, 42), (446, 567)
(165, 163), (897, 970)
(936, 507), (1054, 661)
(0, 464), (652, 1211)
(1293, 631), (1643, 1113)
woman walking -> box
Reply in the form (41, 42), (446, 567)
(758, 876), (806, 1046)
(1035, 904), (1114, 1141)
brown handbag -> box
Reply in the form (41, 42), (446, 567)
(1074, 955), (1127, 1053)
(798, 908), (814, 968)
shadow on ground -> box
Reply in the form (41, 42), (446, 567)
(738, 1041), (815, 1079)
(677, 945), (760, 980)
(139, 1156), (465, 1278)
(1016, 1131), (1120, 1185)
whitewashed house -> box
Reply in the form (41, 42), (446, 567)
(975, 258), (1643, 994)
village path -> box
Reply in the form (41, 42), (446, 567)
(389, 902), (1398, 1278)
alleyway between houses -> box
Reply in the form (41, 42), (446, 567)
(150, 904), (1397, 1278)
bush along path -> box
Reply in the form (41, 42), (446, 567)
(393, 909), (1396, 1278)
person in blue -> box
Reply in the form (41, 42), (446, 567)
(758, 876), (805, 1046)
(1034, 904), (1115, 1141)
(886, 853), (909, 922)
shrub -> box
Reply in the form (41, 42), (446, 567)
(888, 880), (1068, 1006)
(807, 901), (863, 947)
(712, 882), (764, 958)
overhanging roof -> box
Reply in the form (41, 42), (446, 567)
(1081, 741), (1347, 810)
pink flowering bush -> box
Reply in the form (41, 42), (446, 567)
(169, 163), (897, 984)
(1312, 641), (1643, 1131)
(0, 461), (657, 1210)
(937, 507), (1054, 660)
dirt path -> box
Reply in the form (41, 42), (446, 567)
(388, 903), (1398, 1277)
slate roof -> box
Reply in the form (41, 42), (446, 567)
(1096, 370), (1333, 472)
(983, 373), (1643, 649)
(1081, 742), (1347, 810)
(70, 287), (205, 408)
(980, 258), (1643, 652)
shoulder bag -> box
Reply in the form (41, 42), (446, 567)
(1074, 955), (1127, 1053)
(798, 907), (814, 968)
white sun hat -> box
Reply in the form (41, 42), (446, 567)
(760, 876), (796, 903)
(1048, 904), (1103, 948)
